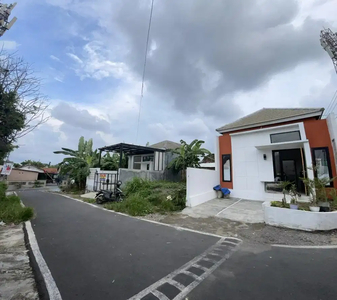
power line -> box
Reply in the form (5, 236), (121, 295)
(327, 90), (337, 115)
(135, 0), (155, 144)
(325, 90), (337, 115)
(324, 89), (337, 116)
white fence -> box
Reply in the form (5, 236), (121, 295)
(186, 167), (219, 207)
(86, 168), (118, 191)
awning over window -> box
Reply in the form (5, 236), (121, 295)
(255, 140), (309, 150)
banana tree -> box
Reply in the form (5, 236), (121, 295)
(169, 139), (211, 179)
(54, 137), (99, 190)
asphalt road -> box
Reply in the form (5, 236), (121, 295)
(20, 191), (220, 300)
(21, 190), (337, 300)
(188, 245), (337, 300)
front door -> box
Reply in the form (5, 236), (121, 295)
(273, 149), (305, 193)
(282, 160), (297, 183)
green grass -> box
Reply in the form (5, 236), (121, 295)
(0, 194), (34, 224)
(103, 177), (186, 216)
(82, 198), (96, 204)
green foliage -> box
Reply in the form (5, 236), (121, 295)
(103, 177), (186, 216)
(169, 139), (211, 172)
(0, 182), (7, 199)
(54, 136), (99, 190)
(100, 152), (127, 171)
(0, 184), (34, 224)
(271, 201), (290, 208)
(0, 89), (25, 162)
(301, 173), (337, 205)
(17, 160), (48, 169)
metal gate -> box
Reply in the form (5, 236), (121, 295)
(93, 171), (118, 192)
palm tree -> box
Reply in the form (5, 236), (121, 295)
(54, 137), (99, 190)
(169, 139), (211, 179)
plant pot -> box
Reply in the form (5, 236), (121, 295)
(290, 204), (298, 210)
(319, 202), (330, 212)
(309, 206), (320, 212)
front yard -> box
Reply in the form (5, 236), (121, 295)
(103, 177), (186, 216)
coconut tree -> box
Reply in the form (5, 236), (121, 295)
(169, 139), (211, 179)
(54, 137), (99, 190)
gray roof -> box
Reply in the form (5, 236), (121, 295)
(216, 108), (324, 133)
(150, 140), (181, 150)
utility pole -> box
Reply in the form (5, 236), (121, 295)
(0, 2), (17, 37)
(320, 28), (337, 74)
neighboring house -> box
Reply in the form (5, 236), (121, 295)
(99, 140), (181, 172)
(42, 167), (59, 183)
(216, 108), (337, 201)
(128, 140), (181, 171)
(7, 168), (41, 182)
(19, 165), (45, 174)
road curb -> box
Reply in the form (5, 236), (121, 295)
(271, 244), (337, 249)
(56, 193), (237, 240)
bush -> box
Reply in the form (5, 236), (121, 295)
(0, 182), (7, 200)
(0, 195), (34, 224)
(104, 193), (154, 216)
(103, 178), (186, 216)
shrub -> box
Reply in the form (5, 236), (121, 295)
(0, 182), (7, 200)
(0, 195), (34, 224)
(104, 193), (154, 216)
(103, 178), (186, 216)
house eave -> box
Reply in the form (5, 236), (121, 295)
(216, 111), (323, 134)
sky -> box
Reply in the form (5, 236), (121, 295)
(3, 0), (337, 164)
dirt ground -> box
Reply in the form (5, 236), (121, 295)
(0, 224), (39, 300)
(143, 213), (337, 246)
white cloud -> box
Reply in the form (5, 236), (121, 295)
(50, 55), (61, 62)
(0, 40), (19, 50)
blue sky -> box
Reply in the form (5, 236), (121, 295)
(3, 0), (337, 164)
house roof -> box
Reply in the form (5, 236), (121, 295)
(43, 168), (58, 174)
(99, 143), (165, 155)
(216, 108), (324, 133)
(150, 140), (181, 150)
(19, 166), (45, 173)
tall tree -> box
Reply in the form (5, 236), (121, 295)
(0, 89), (25, 162)
(0, 50), (48, 140)
(169, 139), (211, 174)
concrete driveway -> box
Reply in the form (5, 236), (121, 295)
(182, 198), (264, 223)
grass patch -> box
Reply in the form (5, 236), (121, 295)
(81, 198), (96, 204)
(0, 188), (34, 224)
(271, 201), (310, 211)
(103, 177), (186, 216)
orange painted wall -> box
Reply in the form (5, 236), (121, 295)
(219, 134), (233, 189)
(303, 118), (337, 186)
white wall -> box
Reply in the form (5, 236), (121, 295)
(263, 202), (337, 231)
(326, 113), (337, 171)
(230, 123), (312, 201)
(86, 168), (118, 191)
(186, 167), (219, 207)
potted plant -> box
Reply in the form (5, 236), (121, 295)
(279, 180), (292, 207)
(289, 184), (298, 210)
(301, 176), (319, 212)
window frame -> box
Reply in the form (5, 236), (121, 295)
(312, 147), (334, 187)
(222, 154), (232, 182)
(270, 130), (301, 144)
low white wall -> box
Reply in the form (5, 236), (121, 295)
(186, 167), (219, 207)
(263, 202), (337, 231)
(86, 168), (118, 191)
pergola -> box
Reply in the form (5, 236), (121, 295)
(98, 143), (165, 169)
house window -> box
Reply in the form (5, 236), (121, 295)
(312, 147), (333, 187)
(142, 155), (154, 162)
(270, 131), (301, 143)
(222, 154), (231, 182)
(133, 156), (141, 170)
